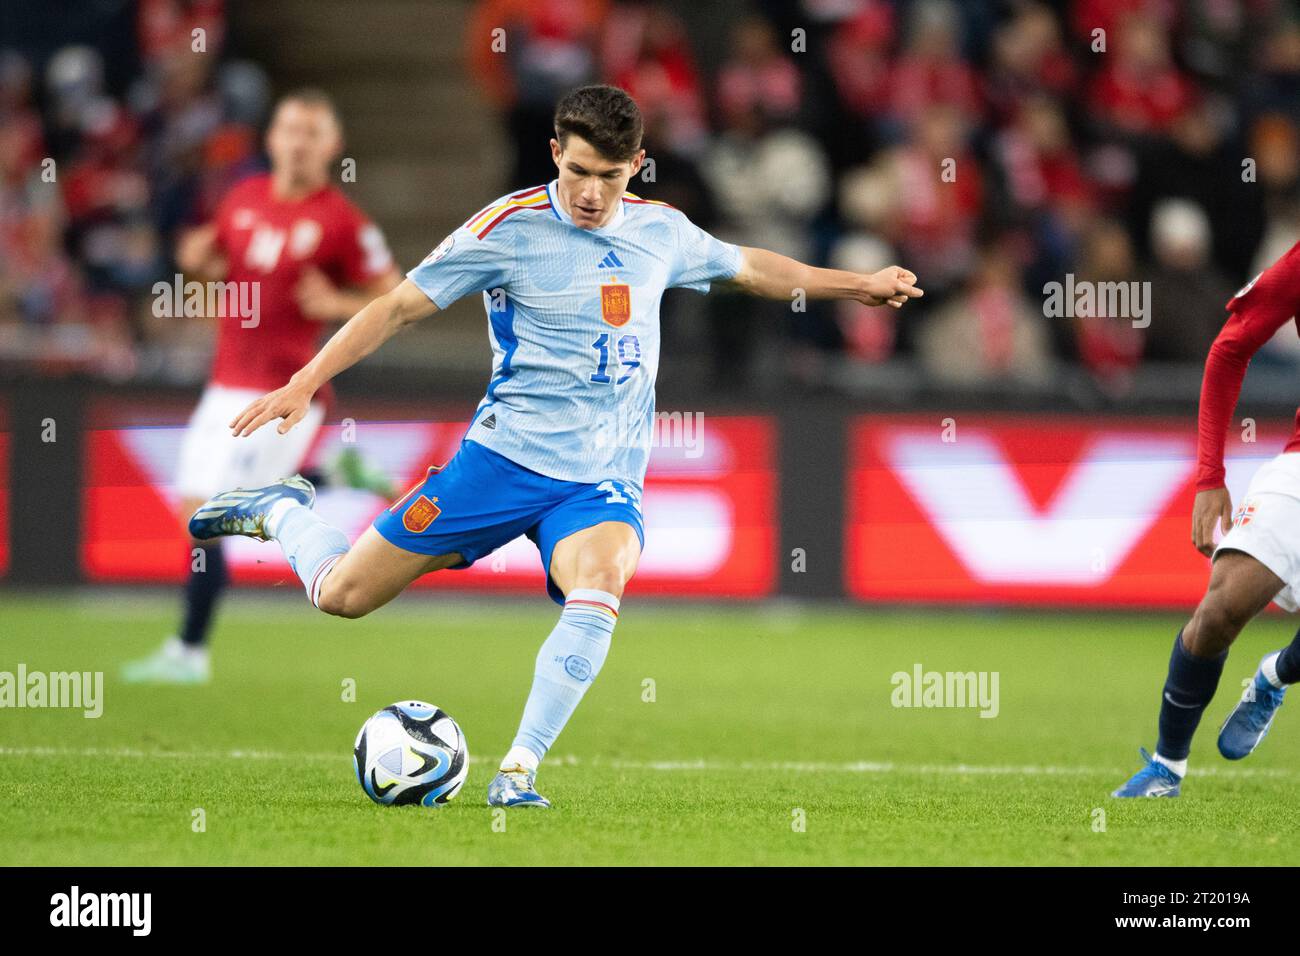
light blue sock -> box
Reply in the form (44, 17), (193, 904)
(267, 501), (350, 607)
(508, 589), (620, 767)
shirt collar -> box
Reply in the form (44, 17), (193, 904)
(546, 179), (626, 234)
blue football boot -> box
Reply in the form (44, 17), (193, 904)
(188, 475), (315, 541)
(1112, 747), (1182, 797)
(1218, 660), (1286, 760)
(487, 765), (551, 809)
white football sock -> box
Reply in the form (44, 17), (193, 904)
(1152, 752), (1187, 777)
(265, 498), (301, 539)
(266, 503), (350, 607)
(500, 746), (540, 773)
(1260, 651), (1284, 689)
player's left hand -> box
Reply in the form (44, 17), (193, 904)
(294, 267), (344, 320)
(860, 267), (924, 309)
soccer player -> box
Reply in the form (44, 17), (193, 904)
(1114, 240), (1300, 797)
(123, 89), (401, 684)
(188, 85), (922, 806)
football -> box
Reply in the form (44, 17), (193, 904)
(352, 701), (469, 807)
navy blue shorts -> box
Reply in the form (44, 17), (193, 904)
(372, 439), (644, 604)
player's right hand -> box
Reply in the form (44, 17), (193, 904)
(1192, 486), (1233, 557)
(862, 267), (924, 308)
(229, 380), (315, 437)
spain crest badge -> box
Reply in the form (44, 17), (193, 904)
(402, 495), (442, 533)
(601, 282), (631, 327)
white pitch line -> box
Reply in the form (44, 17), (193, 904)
(0, 745), (1295, 780)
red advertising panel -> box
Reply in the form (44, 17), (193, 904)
(83, 402), (776, 598)
(846, 414), (1288, 609)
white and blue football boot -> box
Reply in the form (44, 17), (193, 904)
(1218, 660), (1287, 760)
(1112, 748), (1182, 798)
(188, 475), (315, 541)
(487, 765), (551, 809)
(121, 636), (210, 684)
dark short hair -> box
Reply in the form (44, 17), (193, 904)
(276, 87), (342, 128)
(553, 85), (643, 162)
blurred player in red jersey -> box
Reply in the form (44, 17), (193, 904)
(124, 89), (401, 683)
(1115, 240), (1300, 796)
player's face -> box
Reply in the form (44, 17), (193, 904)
(266, 100), (341, 191)
(550, 135), (644, 230)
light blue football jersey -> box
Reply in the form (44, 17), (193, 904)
(406, 180), (743, 487)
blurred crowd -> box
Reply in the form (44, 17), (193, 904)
(471, 0), (1300, 394)
(0, 0), (270, 381)
(6, 0), (1300, 397)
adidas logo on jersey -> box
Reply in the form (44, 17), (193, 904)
(597, 251), (624, 269)
(479, 413), (497, 430)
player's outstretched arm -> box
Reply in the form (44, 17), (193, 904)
(230, 279), (439, 437)
(727, 246), (923, 309)
(176, 224), (228, 282)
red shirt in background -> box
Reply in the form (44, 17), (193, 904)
(1196, 240), (1300, 490)
(209, 174), (393, 393)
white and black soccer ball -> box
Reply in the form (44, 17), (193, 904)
(353, 701), (468, 807)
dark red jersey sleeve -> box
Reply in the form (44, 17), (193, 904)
(1196, 241), (1300, 490)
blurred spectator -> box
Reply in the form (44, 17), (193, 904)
(917, 241), (1052, 385)
(826, 0), (895, 125)
(138, 0), (226, 64)
(853, 104), (983, 296)
(600, 1), (707, 155)
(714, 15), (803, 132)
(1086, 11), (1195, 139)
(467, 0), (608, 186)
(1127, 98), (1264, 279)
(986, 4), (1078, 125)
(886, 1), (984, 135)
(1069, 0), (1180, 48)
(1143, 198), (1234, 362)
(992, 94), (1093, 218)
(1070, 219), (1145, 394)
(1241, 17), (1300, 125)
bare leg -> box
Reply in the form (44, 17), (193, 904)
(315, 526), (462, 619)
(1152, 549), (1283, 769)
(547, 520), (641, 599)
(1182, 549), (1283, 658)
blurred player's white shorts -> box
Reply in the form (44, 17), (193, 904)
(176, 384), (325, 501)
(1215, 452), (1300, 612)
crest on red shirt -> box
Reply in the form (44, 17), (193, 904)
(402, 495), (442, 533)
(289, 219), (323, 259)
(601, 282), (631, 327)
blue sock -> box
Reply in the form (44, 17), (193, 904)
(508, 589), (620, 766)
(267, 502), (350, 607)
(180, 542), (228, 646)
(1156, 629), (1227, 762)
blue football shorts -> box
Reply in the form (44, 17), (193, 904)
(372, 438), (644, 604)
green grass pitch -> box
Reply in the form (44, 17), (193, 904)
(1, 591), (1297, 866)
